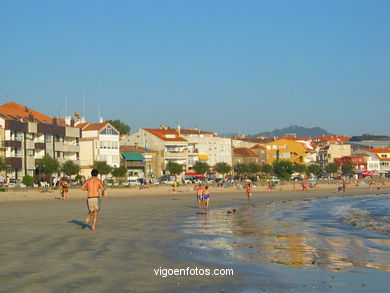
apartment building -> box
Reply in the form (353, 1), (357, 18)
(179, 127), (232, 168)
(121, 126), (233, 176)
(76, 122), (120, 177)
(0, 102), (81, 180)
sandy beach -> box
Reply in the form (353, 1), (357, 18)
(1, 184), (390, 293)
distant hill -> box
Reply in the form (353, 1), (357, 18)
(249, 125), (333, 138)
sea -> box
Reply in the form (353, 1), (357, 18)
(179, 194), (390, 292)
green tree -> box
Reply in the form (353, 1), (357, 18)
(293, 163), (307, 174)
(62, 160), (80, 177)
(92, 161), (112, 176)
(165, 161), (183, 178)
(0, 157), (9, 172)
(325, 163), (339, 175)
(214, 162), (232, 177)
(272, 160), (294, 180)
(37, 155), (60, 177)
(107, 120), (131, 135)
(260, 164), (272, 176)
(234, 163), (248, 175)
(22, 175), (34, 186)
(112, 166), (127, 180)
(307, 163), (322, 177)
(341, 164), (354, 175)
(193, 161), (210, 175)
(247, 162), (261, 175)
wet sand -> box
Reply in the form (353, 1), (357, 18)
(1, 184), (389, 293)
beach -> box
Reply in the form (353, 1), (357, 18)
(1, 184), (390, 292)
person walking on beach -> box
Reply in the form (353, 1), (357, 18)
(81, 169), (107, 231)
(203, 186), (210, 208)
(245, 183), (252, 200)
(60, 177), (69, 200)
(196, 184), (204, 208)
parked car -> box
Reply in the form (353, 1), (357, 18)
(158, 175), (175, 184)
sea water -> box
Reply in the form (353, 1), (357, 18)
(179, 195), (390, 292)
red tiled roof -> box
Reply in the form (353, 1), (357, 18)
(144, 128), (187, 142)
(180, 129), (218, 137)
(251, 144), (266, 150)
(362, 148), (390, 161)
(277, 137), (311, 141)
(313, 135), (350, 143)
(0, 102), (55, 124)
(233, 148), (259, 157)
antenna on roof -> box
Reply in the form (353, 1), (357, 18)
(82, 94), (86, 120)
(65, 89), (68, 117)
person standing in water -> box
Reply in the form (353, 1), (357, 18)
(203, 186), (210, 209)
(245, 183), (252, 200)
(81, 169), (107, 231)
(196, 184), (204, 208)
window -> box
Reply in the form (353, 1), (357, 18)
(26, 133), (34, 140)
(100, 126), (119, 135)
(381, 154), (388, 158)
(45, 135), (53, 143)
(27, 149), (35, 156)
(272, 145), (277, 150)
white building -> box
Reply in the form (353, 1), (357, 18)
(121, 126), (233, 175)
(77, 122), (120, 176)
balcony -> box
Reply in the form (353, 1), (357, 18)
(35, 143), (46, 150)
(5, 140), (22, 148)
(5, 157), (23, 169)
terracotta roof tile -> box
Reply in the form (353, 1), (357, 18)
(0, 102), (55, 124)
(233, 148), (259, 157)
(144, 128), (187, 142)
(251, 144), (266, 150)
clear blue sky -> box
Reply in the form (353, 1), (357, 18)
(1, 0), (389, 136)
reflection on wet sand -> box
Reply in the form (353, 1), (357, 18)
(183, 199), (390, 273)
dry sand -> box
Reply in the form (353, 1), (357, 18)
(0, 183), (389, 292)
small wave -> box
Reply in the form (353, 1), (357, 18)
(340, 207), (390, 235)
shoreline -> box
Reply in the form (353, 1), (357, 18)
(1, 187), (390, 292)
(1, 182), (388, 203)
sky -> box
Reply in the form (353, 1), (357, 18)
(1, 0), (389, 136)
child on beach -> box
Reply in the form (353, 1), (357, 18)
(245, 183), (252, 200)
(203, 186), (210, 208)
(196, 184), (204, 208)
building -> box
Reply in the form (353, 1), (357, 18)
(353, 148), (390, 172)
(232, 147), (260, 166)
(334, 155), (367, 171)
(264, 138), (316, 165)
(121, 127), (188, 176)
(0, 102), (81, 180)
(250, 144), (267, 165)
(317, 143), (351, 168)
(120, 145), (161, 178)
(232, 136), (273, 148)
(179, 127), (232, 168)
(313, 135), (350, 147)
(76, 122), (120, 177)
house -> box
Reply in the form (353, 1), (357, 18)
(232, 135), (273, 148)
(121, 126), (188, 176)
(250, 144), (267, 165)
(76, 121), (120, 177)
(120, 145), (161, 178)
(353, 148), (390, 172)
(334, 155), (367, 171)
(0, 102), (81, 180)
(232, 147), (261, 166)
(317, 143), (351, 168)
(264, 137), (316, 165)
(313, 135), (350, 147)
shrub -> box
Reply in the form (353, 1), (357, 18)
(22, 175), (34, 186)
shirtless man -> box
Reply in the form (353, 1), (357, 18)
(81, 169), (107, 231)
(196, 184), (204, 208)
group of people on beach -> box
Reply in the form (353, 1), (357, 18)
(195, 184), (211, 209)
